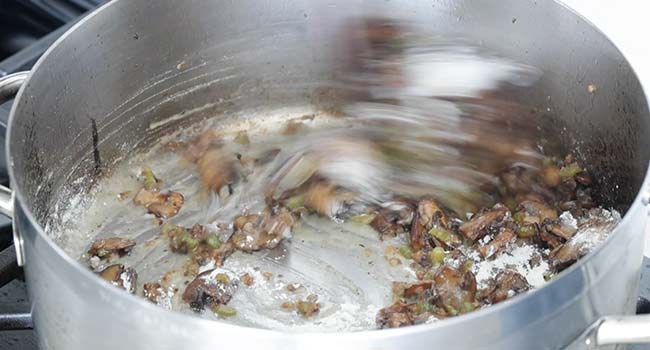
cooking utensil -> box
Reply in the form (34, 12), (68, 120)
(0, 0), (649, 348)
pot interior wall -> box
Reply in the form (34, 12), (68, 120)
(7, 0), (650, 230)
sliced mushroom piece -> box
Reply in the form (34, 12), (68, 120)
(133, 189), (185, 218)
(549, 209), (619, 270)
(88, 237), (136, 260)
(486, 270), (531, 304)
(197, 147), (237, 192)
(296, 299), (320, 318)
(544, 212), (578, 241)
(410, 198), (448, 251)
(182, 270), (238, 311)
(514, 200), (557, 226)
(370, 200), (414, 239)
(230, 209), (295, 252)
(477, 228), (515, 258)
(98, 264), (137, 294)
(402, 281), (433, 299)
(133, 188), (166, 207)
(302, 182), (355, 218)
(376, 301), (414, 329)
(143, 282), (163, 303)
(459, 204), (509, 241)
(143, 282), (175, 309)
(538, 228), (563, 249)
(370, 211), (403, 239)
(433, 266), (477, 315)
(146, 191), (184, 218)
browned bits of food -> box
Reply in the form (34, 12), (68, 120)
(483, 270), (530, 304)
(181, 130), (221, 163)
(515, 200), (557, 226)
(162, 223), (234, 269)
(538, 229), (563, 249)
(133, 188), (185, 218)
(143, 282), (163, 303)
(287, 283), (300, 292)
(165, 224), (197, 254)
(296, 299), (320, 318)
(230, 208), (295, 251)
(281, 301), (295, 311)
(98, 264), (137, 294)
(182, 270), (238, 312)
(477, 228), (515, 258)
(402, 281), (433, 298)
(370, 212), (402, 238)
(549, 209), (617, 270)
(388, 257), (402, 266)
(459, 204), (509, 241)
(544, 218), (577, 241)
(370, 200), (414, 239)
(376, 301), (413, 329)
(143, 282), (174, 306)
(433, 266), (477, 316)
(302, 182), (351, 218)
(409, 198), (447, 251)
(262, 272), (274, 281)
(88, 237), (136, 261)
(197, 147), (236, 192)
(541, 166), (561, 187)
(133, 188), (165, 206)
(117, 191), (131, 201)
(147, 191), (184, 218)
(240, 273), (254, 287)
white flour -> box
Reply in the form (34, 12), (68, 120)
(473, 244), (548, 289)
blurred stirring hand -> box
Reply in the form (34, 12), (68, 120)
(262, 19), (543, 216)
(194, 19), (545, 221)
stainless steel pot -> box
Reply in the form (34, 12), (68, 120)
(0, 0), (649, 349)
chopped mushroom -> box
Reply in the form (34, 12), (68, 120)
(133, 189), (184, 218)
(370, 200), (415, 239)
(433, 266), (477, 316)
(143, 282), (175, 308)
(182, 270), (238, 311)
(459, 204), (509, 241)
(147, 191), (184, 218)
(88, 237), (136, 261)
(240, 273), (255, 287)
(410, 198), (448, 251)
(477, 228), (515, 258)
(197, 147), (236, 192)
(230, 208), (295, 251)
(296, 299), (320, 318)
(483, 270), (530, 304)
(99, 264), (137, 294)
(376, 301), (413, 329)
(514, 200), (557, 226)
(302, 182), (355, 218)
(549, 209), (618, 270)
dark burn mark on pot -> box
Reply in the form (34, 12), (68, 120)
(90, 118), (102, 177)
(24, 118), (51, 219)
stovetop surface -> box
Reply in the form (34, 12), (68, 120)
(0, 1), (649, 349)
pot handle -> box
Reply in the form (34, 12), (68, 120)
(570, 314), (650, 348)
(0, 71), (30, 266)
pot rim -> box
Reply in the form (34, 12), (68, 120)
(5, 0), (650, 340)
